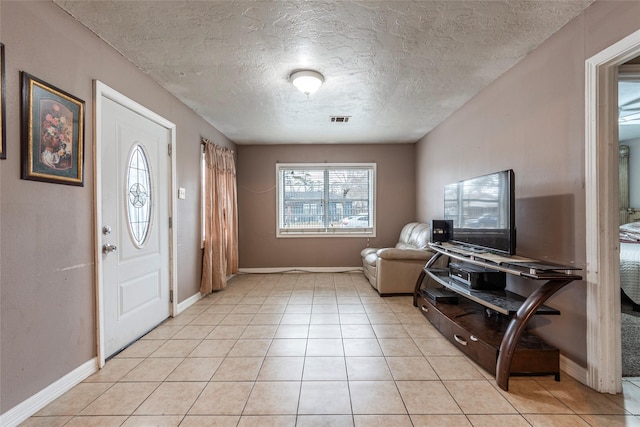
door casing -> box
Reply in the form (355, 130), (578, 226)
(585, 29), (640, 394)
(94, 81), (178, 367)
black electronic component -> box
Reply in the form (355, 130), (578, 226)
(449, 262), (506, 290)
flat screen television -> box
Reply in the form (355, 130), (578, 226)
(444, 169), (516, 255)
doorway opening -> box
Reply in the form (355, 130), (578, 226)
(618, 61), (640, 378)
(585, 29), (640, 394)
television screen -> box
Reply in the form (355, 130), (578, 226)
(444, 169), (516, 255)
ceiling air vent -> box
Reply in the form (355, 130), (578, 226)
(330, 116), (351, 123)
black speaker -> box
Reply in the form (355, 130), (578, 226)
(430, 219), (453, 243)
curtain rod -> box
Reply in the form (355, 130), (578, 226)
(201, 138), (234, 153)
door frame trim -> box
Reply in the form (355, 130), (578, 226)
(94, 81), (178, 367)
(585, 29), (640, 394)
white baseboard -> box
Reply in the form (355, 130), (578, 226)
(560, 354), (587, 385)
(177, 291), (203, 315)
(238, 267), (363, 274)
(0, 358), (98, 427)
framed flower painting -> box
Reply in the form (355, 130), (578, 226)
(21, 72), (84, 186)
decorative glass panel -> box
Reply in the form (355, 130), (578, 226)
(126, 144), (152, 247)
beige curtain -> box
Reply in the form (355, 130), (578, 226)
(200, 139), (238, 293)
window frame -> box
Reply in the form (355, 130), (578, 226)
(275, 162), (376, 238)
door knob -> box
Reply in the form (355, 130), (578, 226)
(102, 243), (117, 254)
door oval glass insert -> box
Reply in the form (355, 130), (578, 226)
(126, 144), (153, 247)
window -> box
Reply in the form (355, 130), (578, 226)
(276, 163), (376, 237)
(126, 144), (153, 247)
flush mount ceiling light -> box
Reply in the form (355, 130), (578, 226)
(290, 70), (324, 96)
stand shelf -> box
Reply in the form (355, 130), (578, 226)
(413, 243), (581, 391)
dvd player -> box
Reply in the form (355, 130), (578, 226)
(421, 287), (458, 304)
(449, 262), (506, 290)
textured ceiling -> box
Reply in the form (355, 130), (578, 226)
(54, 0), (594, 145)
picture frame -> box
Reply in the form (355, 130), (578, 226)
(21, 72), (84, 186)
(1, 43), (6, 160)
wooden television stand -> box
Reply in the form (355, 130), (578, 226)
(413, 243), (581, 391)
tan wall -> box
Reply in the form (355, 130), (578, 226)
(4, 0), (640, 415)
(0, 1), (234, 413)
(237, 144), (416, 268)
(416, 0), (640, 367)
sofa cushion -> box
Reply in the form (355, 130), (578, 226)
(377, 248), (433, 261)
(397, 222), (430, 250)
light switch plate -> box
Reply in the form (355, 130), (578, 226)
(178, 187), (186, 199)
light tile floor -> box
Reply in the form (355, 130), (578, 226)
(22, 273), (640, 426)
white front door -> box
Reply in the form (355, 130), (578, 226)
(98, 87), (174, 359)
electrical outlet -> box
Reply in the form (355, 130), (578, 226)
(178, 187), (186, 199)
